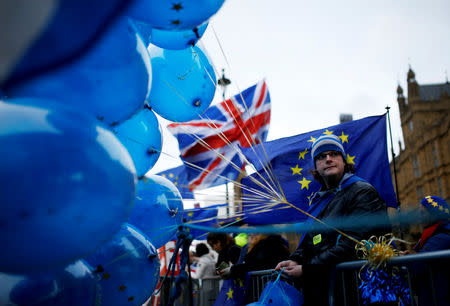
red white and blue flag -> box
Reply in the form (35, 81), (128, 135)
(167, 80), (271, 190)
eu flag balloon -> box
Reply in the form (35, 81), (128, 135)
(149, 22), (208, 50)
(6, 17), (152, 126)
(0, 100), (136, 274)
(0, 260), (96, 306)
(128, 0), (225, 30)
(113, 107), (162, 177)
(128, 175), (184, 248)
(147, 44), (216, 122)
(85, 224), (160, 306)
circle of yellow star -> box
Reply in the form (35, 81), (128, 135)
(298, 149), (308, 160)
(323, 129), (334, 135)
(339, 131), (349, 143)
(291, 164), (303, 175)
(297, 177), (312, 190)
(226, 288), (234, 300)
(346, 154), (355, 165)
(307, 136), (316, 143)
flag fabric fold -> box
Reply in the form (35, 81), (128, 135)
(168, 80), (271, 191)
(240, 114), (397, 225)
(156, 165), (194, 199)
(182, 205), (221, 239)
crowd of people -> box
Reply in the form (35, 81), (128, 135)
(174, 134), (449, 306)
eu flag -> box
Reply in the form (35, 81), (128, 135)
(157, 165), (194, 199)
(183, 206), (220, 239)
(240, 115), (396, 225)
(213, 278), (248, 306)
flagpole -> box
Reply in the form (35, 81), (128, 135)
(385, 106), (400, 208)
(218, 69), (231, 216)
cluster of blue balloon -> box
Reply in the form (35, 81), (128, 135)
(0, 0), (224, 304)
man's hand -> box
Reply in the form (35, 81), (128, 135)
(275, 260), (303, 278)
(218, 267), (231, 280)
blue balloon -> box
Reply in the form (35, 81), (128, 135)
(0, 100), (137, 273)
(85, 224), (160, 305)
(113, 107), (162, 177)
(128, 0), (225, 30)
(150, 22), (208, 50)
(128, 175), (184, 249)
(6, 17), (152, 125)
(0, 261), (96, 306)
(147, 45), (216, 122)
(2, 0), (135, 88)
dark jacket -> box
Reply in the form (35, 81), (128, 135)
(290, 177), (388, 305)
(216, 244), (241, 268)
(416, 220), (450, 252)
(231, 235), (290, 279)
(231, 235), (290, 304)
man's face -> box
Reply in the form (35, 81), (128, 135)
(315, 150), (346, 183)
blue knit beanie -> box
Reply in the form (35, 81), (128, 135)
(311, 134), (345, 162)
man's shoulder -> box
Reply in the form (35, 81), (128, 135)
(350, 179), (375, 189)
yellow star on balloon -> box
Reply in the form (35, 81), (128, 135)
(346, 154), (355, 165)
(426, 197), (434, 203)
(291, 165), (303, 175)
(226, 288), (234, 300)
(323, 129), (333, 135)
(431, 202), (438, 207)
(298, 149), (308, 160)
(445, 208), (449, 214)
(169, 173), (174, 178)
(438, 206), (443, 211)
(339, 131), (349, 143)
(298, 177), (311, 190)
(307, 136), (316, 143)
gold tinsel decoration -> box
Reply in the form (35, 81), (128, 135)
(356, 233), (399, 269)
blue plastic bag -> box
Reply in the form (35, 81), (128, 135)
(247, 274), (303, 306)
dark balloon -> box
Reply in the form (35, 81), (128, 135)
(147, 44), (216, 122)
(0, 260), (96, 306)
(6, 18), (152, 125)
(85, 224), (160, 305)
(150, 22), (208, 50)
(0, 100), (136, 273)
(113, 107), (162, 177)
(128, 0), (225, 30)
(128, 175), (184, 248)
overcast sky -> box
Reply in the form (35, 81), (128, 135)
(150, 0), (450, 175)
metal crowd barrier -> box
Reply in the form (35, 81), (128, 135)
(329, 249), (450, 306)
(247, 269), (296, 303)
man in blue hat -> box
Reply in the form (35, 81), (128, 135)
(276, 134), (388, 305)
(413, 195), (450, 252)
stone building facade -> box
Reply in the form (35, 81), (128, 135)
(392, 67), (449, 210)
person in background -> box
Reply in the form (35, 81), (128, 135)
(206, 233), (241, 269)
(222, 233), (290, 279)
(413, 195), (450, 252)
(219, 233), (290, 304)
(192, 243), (219, 306)
(234, 232), (248, 248)
(275, 134), (388, 306)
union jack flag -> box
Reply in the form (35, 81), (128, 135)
(167, 80), (271, 190)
